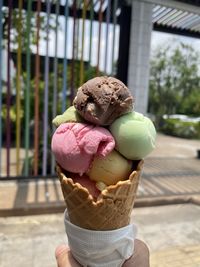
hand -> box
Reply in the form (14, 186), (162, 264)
(55, 239), (149, 267)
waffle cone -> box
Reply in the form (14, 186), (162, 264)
(57, 160), (143, 230)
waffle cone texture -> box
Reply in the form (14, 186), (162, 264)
(57, 160), (143, 231)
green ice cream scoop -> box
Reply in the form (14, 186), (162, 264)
(52, 106), (84, 127)
(109, 112), (156, 160)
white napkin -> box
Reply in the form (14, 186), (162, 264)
(64, 209), (137, 267)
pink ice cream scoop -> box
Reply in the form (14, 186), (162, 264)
(51, 122), (115, 175)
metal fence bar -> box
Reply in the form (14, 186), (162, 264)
(96, 0), (103, 75)
(16, 0), (22, 175)
(70, 0), (77, 104)
(80, 0), (86, 85)
(77, 2), (80, 55)
(24, 0), (32, 176)
(111, 0), (118, 75)
(42, 0), (51, 176)
(76, 2), (80, 85)
(0, 0), (3, 176)
(89, 0), (94, 64)
(34, 0), (41, 176)
(104, 0), (111, 73)
(6, 0), (12, 177)
(62, 0), (68, 112)
(51, 0), (60, 174)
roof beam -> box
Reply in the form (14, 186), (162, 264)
(143, 0), (200, 16)
(2, 0), (120, 24)
(153, 22), (200, 38)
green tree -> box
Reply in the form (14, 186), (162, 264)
(149, 42), (200, 127)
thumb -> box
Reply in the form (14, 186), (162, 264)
(55, 244), (81, 267)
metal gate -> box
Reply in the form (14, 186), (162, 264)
(0, 0), (131, 179)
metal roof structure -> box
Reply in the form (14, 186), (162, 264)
(4, 0), (200, 38)
(144, 0), (200, 38)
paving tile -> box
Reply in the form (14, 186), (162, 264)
(0, 204), (200, 266)
(150, 245), (200, 267)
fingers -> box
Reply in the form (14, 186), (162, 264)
(123, 239), (150, 267)
(55, 244), (81, 267)
(55, 240), (149, 267)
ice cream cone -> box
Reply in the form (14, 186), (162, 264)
(56, 160), (143, 231)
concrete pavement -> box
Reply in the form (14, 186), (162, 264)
(1, 157), (200, 216)
(133, 204), (200, 267)
(1, 134), (200, 216)
(149, 133), (200, 159)
(1, 204), (200, 267)
(1, 133), (200, 266)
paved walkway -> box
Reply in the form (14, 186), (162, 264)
(1, 134), (200, 216)
(134, 204), (200, 267)
(1, 160), (200, 216)
(149, 134), (200, 159)
(0, 134), (200, 266)
(1, 157), (200, 217)
(1, 204), (200, 267)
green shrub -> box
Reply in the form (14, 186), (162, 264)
(161, 118), (200, 139)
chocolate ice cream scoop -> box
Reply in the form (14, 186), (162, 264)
(73, 76), (134, 125)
